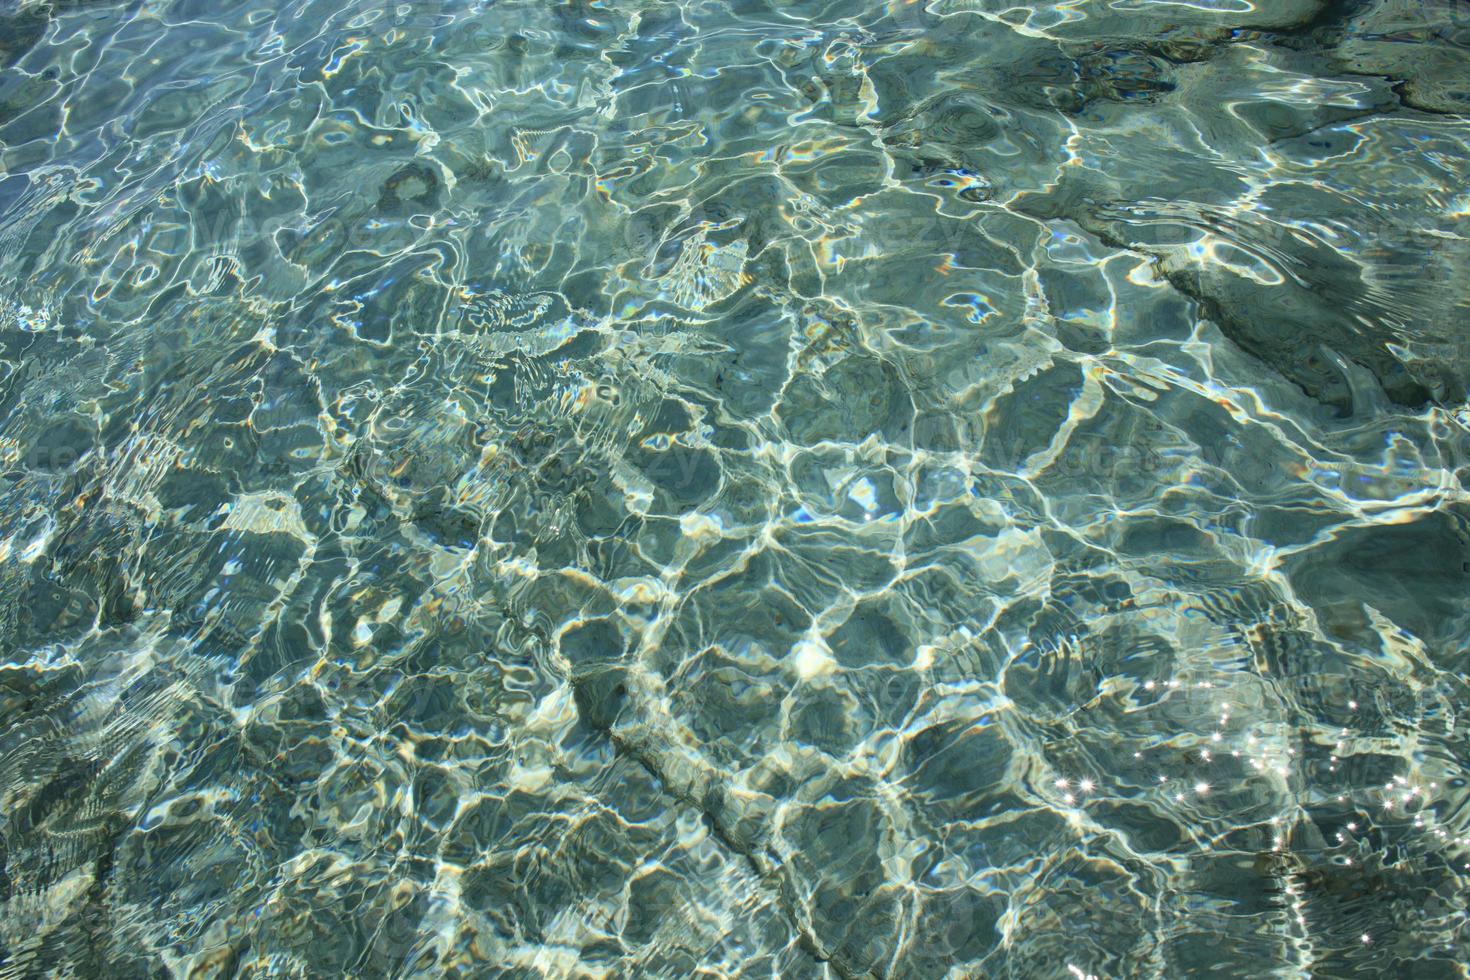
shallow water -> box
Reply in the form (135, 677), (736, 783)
(2, 0), (1470, 976)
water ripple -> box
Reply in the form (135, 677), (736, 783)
(2, 0), (1470, 977)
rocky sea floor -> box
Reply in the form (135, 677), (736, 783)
(2, 0), (1470, 976)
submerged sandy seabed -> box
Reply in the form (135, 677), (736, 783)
(1, 1), (1470, 976)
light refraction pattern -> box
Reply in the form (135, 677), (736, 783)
(1, 1), (1470, 977)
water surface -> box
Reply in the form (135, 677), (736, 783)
(2, 1), (1470, 976)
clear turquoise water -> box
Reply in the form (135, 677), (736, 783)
(2, 1), (1470, 977)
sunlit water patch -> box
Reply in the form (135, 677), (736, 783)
(2, 0), (1470, 976)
